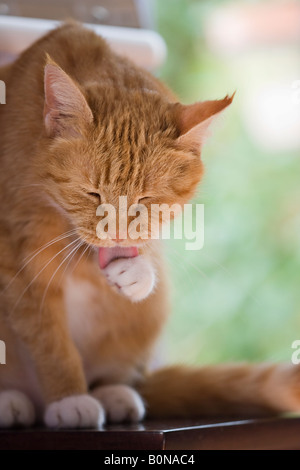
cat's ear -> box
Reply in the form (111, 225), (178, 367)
(44, 55), (93, 138)
(175, 94), (234, 152)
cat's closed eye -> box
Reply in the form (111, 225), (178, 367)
(138, 196), (152, 205)
(88, 192), (101, 203)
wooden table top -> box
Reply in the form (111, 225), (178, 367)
(1, 415), (300, 450)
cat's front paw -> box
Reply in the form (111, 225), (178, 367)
(103, 256), (155, 302)
(0, 390), (35, 428)
(92, 385), (145, 423)
(44, 394), (105, 429)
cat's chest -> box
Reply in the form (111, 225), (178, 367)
(63, 274), (144, 386)
(64, 275), (107, 348)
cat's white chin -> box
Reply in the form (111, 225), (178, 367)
(103, 255), (156, 302)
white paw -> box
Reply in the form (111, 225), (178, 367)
(92, 385), (145, 423)
(103, 256), (155, 302)
(44, 394), (105, 429)
(0, 390), (35, 428)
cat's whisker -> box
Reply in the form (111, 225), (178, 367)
(21, 229), (78, 264)
(11, 237), (81, 314)
(164, 245), (196, 288)
(68, 243), (90, 278)
(56, 241), (85, 285)
(54, 233), (92, 287)
(169, 244), (264, 309)
(39, 239), (84, 314)
(167, 245), (209, 280)
(2, 229), (78, 294)
(199, 252), (232, 277)
(49, 237), (92, 309)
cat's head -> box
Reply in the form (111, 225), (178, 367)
(40, 57), (233, 248)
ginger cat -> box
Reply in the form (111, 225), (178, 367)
(0, 22), (299, 429)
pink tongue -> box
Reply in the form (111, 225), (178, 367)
(98, 246), (139, 269)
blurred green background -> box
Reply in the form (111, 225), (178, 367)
(154, 0), (300, 364)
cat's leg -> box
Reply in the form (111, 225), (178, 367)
(4, 257), (105, 429)
(0, 390), (35, 428)
(102, 256), (156, 302)
(8, 295), (105, 428)
(91, 385), (145, 423)
(10, 295), (104, 428)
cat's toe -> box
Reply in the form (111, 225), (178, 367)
(0, 390), (36, 428)
(104, 256), (155, 302)
(92, 385), (145, 423)
(44, 394), (105, 428)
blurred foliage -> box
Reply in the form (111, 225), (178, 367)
(154, 0), (300, 364)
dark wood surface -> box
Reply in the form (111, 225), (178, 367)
(1, 415), (300, 450)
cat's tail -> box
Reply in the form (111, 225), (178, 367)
(137, 363), (300, 417)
